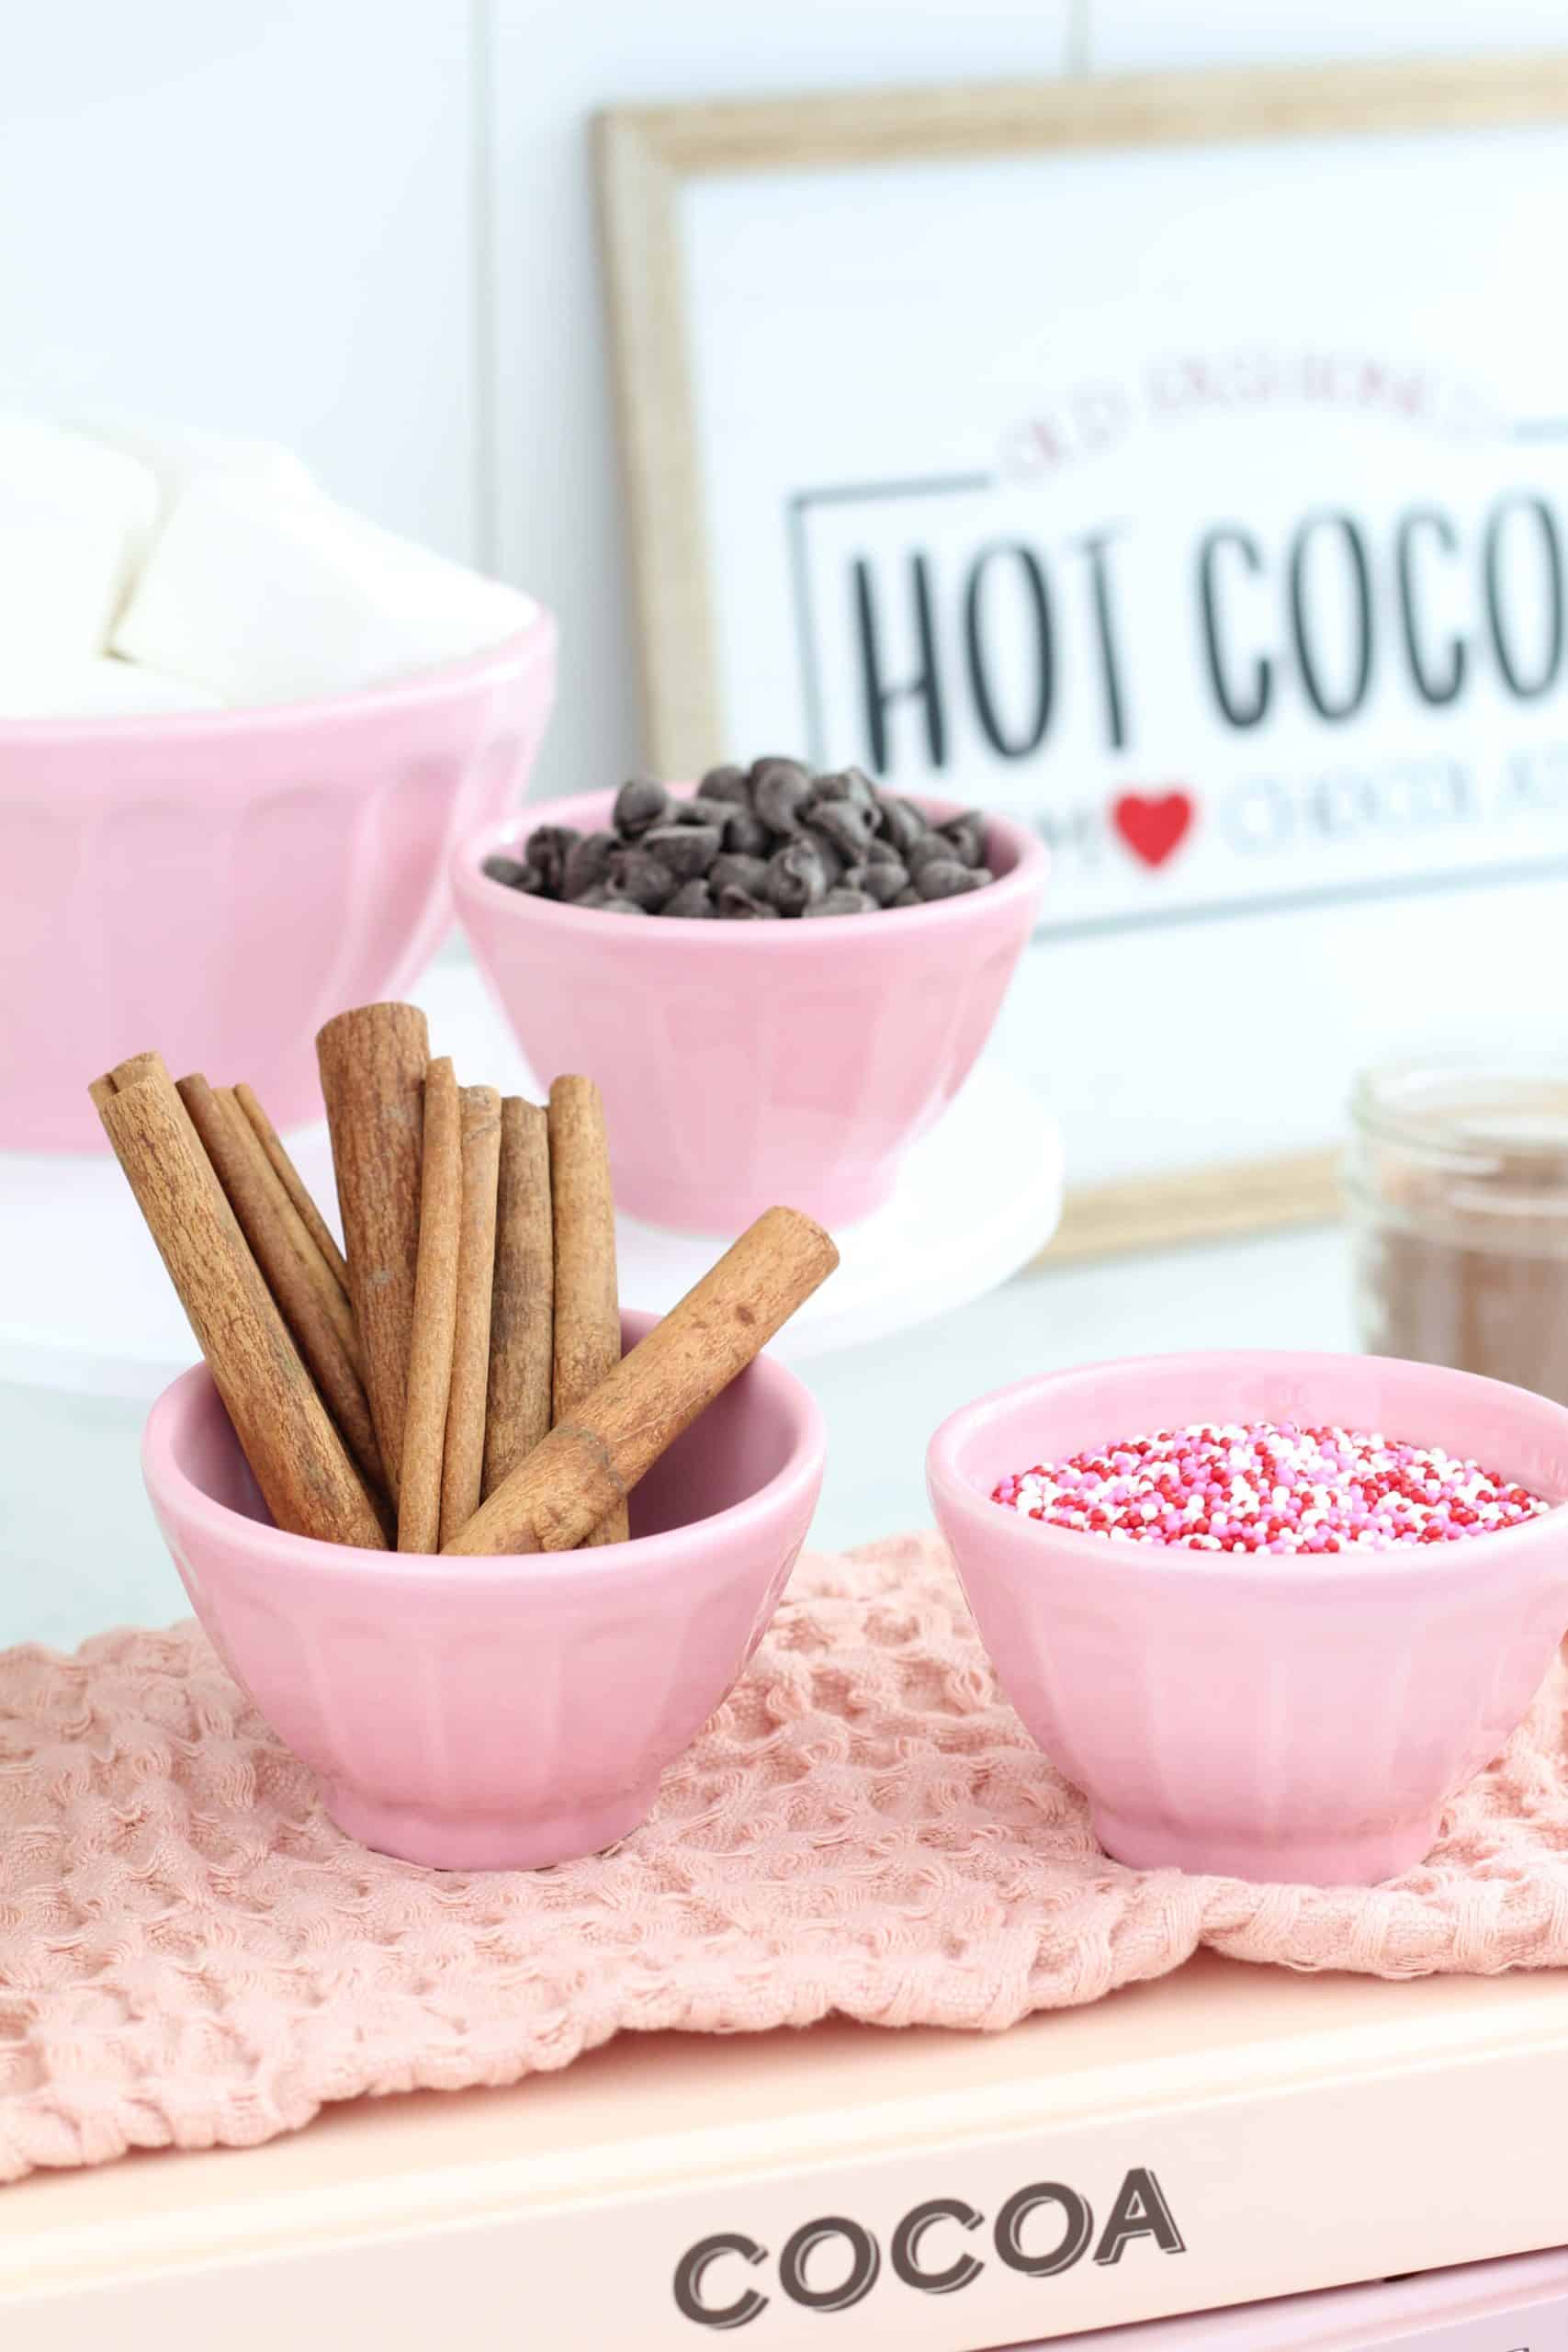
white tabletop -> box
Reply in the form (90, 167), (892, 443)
(0, 1219), (1354, 1653)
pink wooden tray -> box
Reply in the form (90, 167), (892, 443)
(1016, 2242), (1568, 2346)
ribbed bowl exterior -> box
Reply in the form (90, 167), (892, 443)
(0, 613), (556, 1152)
(928, 1351), (1568, 1885)
(453, 790), (1047, 1233)
(142, 1314), (825, 1871)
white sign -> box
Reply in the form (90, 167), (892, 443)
(669, 115), (1568, 1204)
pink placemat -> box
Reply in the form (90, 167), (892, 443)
(4, 1532), (1568, 2183)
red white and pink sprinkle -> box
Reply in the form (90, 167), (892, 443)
(989, 1421), (1552, 1554)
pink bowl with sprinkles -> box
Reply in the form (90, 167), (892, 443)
(990, 1421), (1551, 1556)
(927, 1351), (1568, 1888)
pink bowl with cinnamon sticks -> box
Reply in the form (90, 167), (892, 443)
(453, 790), (1046, 1233)
(142, 1311), (824, 1871)
(0, 614), (556, 1155)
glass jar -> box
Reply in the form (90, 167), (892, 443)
(1348, 1058), (1568, 1407)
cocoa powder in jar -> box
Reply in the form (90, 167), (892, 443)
(1348, 1061), (1568, 1408)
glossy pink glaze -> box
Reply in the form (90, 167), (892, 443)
(452, 790), (1047, 1233)
(142, 1312), (825, 1871)
(928, 1351), (1568, 1885)
(0, 614), (557, 1153)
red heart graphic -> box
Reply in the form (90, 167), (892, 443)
(1111, 790), (1193, 868)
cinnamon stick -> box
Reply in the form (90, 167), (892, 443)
(398, 1057), (461, 1554)
(231, 1081), (351, 1297)
(444, 1206), (837, 1557)
(483, 1098), (553, 1498)
(439, 1084), (502, 1548)
(548, 1075), (627, 1545)
(317, 1002), (429, 1498)
(216, 1085), (360, 1374)
(92, 1056), (386, 1550)
(175, 1073), (389, 1521)
(107, 1051), (166, 1094)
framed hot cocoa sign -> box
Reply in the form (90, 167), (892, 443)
(597, 56), (1568, 1253)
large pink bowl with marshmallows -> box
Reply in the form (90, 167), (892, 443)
(929, 1351), (1568, 1887)
(453, 788), (1046, 1233)
(0, 612), (556, 1153)
(143, 1311), (824, 1871)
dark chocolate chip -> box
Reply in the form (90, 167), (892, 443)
(575, 886), (649, 914)
(751, 759), (814, 836)
(720, 808), (771, 857)
(675, 796), (731, 829)
(905, 830), (954, 874)
(698, 763), (753, 804)
(614, 777), (671, 837)
(609, 845), (678, 910)
(876, 796), (929, 856)
(710, 851), (771, 896)
(806, 797), (878, 859)
(716, 884), (781, 920)
(640, 823), (723, 880)
(764, 839), (829, 913)
(812, 766), (879, 809)
(861, 835), (902, 867)
(562, 830), (617, 899)
(913, 858), (976, 900)
(522, 823), (580, 895)
(747, 752), (807, 785)
(661, 877), (716, 918)
(803, 886), (876, 917)
(840, 860), (908, 907)
(481, 853), (531, 890)
(800, 825), (846, 887)
(891, 886), (922, 907)
(940, 810), (988, 868)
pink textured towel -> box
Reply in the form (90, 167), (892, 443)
(5, 1532), (1568, 2183)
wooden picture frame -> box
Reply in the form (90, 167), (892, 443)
(596, 56), (1568, 1261)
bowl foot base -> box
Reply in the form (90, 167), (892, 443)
(322, 1780), (659, 1871)
(1089, 1804), (1445, 1888)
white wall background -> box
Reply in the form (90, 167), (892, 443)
(4, 0), (1564, 808)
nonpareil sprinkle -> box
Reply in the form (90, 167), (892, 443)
(989, 1422), (1553, 1554)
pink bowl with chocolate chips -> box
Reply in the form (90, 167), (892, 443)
(452, 786), (1046, 1234)
(928, 1350), (1568, 1888)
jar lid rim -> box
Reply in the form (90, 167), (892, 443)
(1353, 1057), (1568, 1161)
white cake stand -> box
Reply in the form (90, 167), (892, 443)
(0, 959), (1062, 1400)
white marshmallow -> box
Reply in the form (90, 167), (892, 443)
(0, 657), (224, 718)
(75, 410), (313, 539)
(111, 472), (538, 706)
(0, 415), (159, 664)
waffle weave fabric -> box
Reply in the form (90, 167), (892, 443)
(3, 1532), (1567, 2182)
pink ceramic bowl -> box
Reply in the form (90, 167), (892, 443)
(143, 1311), (823, 1871)
(928, 1351), (1568, 1887)
(452, 789), (1046, 1233)
(0, 612), (557, 1154)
